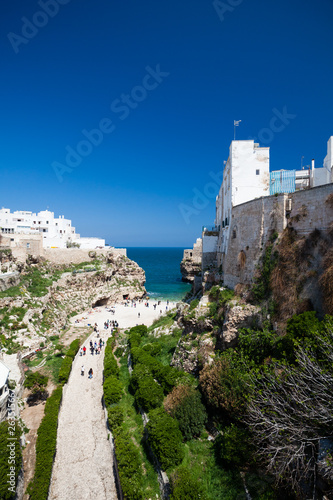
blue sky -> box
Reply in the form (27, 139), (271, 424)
(0, 0), (332, 247)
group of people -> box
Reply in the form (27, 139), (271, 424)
(81, 365), (93, 379)
(102, 319), (119, 330)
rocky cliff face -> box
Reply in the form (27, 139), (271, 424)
(180, 257), (201, 283)
(0, 252), (146, 352)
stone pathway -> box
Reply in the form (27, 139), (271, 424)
(49, 332), (117, 500)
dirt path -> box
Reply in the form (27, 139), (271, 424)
(49, 332), (117, 500)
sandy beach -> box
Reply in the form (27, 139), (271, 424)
(70, 299), (177, 331)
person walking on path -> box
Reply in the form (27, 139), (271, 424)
(81, 365), (85, 376)
(83, 346), (86, 355)
(88, 368), (93, 379)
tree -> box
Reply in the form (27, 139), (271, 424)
(246, 330), (333, 497)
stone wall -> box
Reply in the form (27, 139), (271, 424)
(42, 247), (126, 265)
(222, 183), (333, 289)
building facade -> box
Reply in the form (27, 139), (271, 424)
(213, 140), (270, 267)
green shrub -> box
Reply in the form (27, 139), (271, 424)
(24, 371), (48, 390)
(209, 286), (220, 301)
(129, 365), (151, 394)
(103, 376), (123, 406)
(174, 390), (207, 441)
(142, 342), (161, 356)
(135, 376), (164, 412)
(113, 428), (144, 499)
(199, 350), (251, 420)
(57, 339), (80, 384)
(146, 407), (184, 471)
(189, 299), (199, 311)
(171, 466), (208, 500)
(0, 421), (22, 500)
(104, 354), (120, 378)
(66, 339), (80, 359)
(28, 386), (63, 500)
(238, 328), (276, 365)
(107, 405), (124, 430)
(216, 424), (253, 467)
(58, 356), (73, 385)
(114, 347), (124, 358)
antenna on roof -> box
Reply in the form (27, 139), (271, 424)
(301, 156), (304, 169)
(234, 120), (241, 140)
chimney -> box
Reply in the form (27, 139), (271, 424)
(311, 159), (315, 187)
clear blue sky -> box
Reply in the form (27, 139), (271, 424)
(1, 0), (332, 247)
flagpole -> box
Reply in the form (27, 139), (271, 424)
(233, 120), (241, 141)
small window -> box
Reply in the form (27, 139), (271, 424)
(27, 243), (30, 249)
(10, 238), (14, 242)
(256, 169), (260, 175)
(232, 229), (236, 239)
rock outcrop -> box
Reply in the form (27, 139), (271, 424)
(0, 252), (146, 352)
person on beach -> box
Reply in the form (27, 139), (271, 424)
(88, 368), (93, 379)
(138, 312), (140, 318)
(83, 346), (86, 355)
(81, 365), (85, 376)
(79, 347), (83, 356)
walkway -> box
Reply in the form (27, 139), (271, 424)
(49, 332), (117, 500)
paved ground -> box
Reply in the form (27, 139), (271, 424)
(49, 303), (176, 500)
(49, 330), (117, 500)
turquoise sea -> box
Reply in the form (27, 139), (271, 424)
(126, 247), (191, 302)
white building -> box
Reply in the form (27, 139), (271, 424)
(0, 360), (10, 422)
(212, 140), (270, 265)
(270, 136), (333, 194)
(0, 209), (105, 249)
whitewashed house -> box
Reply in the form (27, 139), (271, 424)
(0, 209), (105, 249)
(0, 360), (10, 422)
(211, 140), (270, 267)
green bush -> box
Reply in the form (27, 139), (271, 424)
(58, 356), (73, 385)
(134, 376), (164, 412)
(142, 342), (161, 356)
(216, 424), (253, 467)
(103, 376), (123, 406)
(24, 371), (49, 389)
(146, 407), (184, 471)
(113, 428), (144, 499)
(28, 386), (63, 500)
(129, 365), (152, 394)
(104, 354), (120, 379)
(189, 299), (199, 311)
(0, 421), (22, 500)
(238, 328), (276, 365)
(66, 339), (80, 359)
(58, 339), (80, 384)
(171, 466), (208, 500)
(107, 405), (124, 430)
(174, 390), (207, 441)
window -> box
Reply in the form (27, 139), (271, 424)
(256, 169), (260, 175)
(27, 243), (30, 248)
(232, 229), (236, 239)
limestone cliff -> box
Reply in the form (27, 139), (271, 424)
(0, 252), (146, 352)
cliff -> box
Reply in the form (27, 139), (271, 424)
(0, 251), (146, 353)
(180, 238), (202, 283)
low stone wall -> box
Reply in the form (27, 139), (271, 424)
(42, 247), (127, 265)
